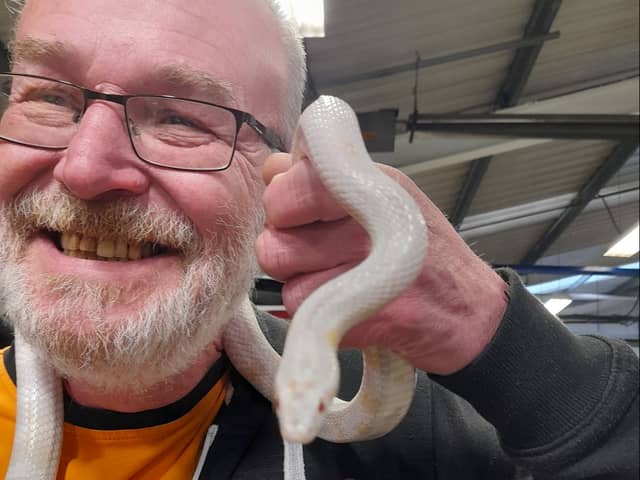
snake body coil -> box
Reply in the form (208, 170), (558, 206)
(227, 96), (428, 444)
(6, 331), (63, 479)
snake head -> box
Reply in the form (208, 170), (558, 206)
(274, 352), (339, 444)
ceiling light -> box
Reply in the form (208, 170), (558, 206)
(543, 297), (573, 315)
(604, 224), (640, 258)
(274, 0), (325, 37)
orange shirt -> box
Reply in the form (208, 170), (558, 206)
(0, 346), (228, 479)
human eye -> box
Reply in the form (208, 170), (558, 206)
(12, 82), (72, 106)
(9, 81), (82, 124)
(39, 91), (73, 107)
(27, 87), (81, 113)
(150, 107), (221, 146)
(161, 111), (205, 131)
(130, 97), (236, 148)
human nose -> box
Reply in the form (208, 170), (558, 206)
(52, 102), (150, 200)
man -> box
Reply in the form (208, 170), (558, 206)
(0, 0), (637, 479)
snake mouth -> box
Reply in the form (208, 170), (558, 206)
(47, 230), (172, 261)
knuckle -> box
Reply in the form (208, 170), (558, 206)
(271, 247), (293, 279)
(262, 161), (348, 227)
(281, 279), (306, 314)
(262, 182), (286, 225)
(254, 233), (271, 271)
(255, 230), (296, 281)
(263, 153), (292, 185)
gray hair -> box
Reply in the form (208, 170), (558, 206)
(262, 0), (307, 147)
(4, 0), (306, 147)
(4, 0), (20, 15)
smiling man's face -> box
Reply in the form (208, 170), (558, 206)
(0, 0), (289, 391)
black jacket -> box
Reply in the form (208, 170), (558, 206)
(195, 269), (639, 479)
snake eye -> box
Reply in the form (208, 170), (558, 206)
(317, 401), (325, 413)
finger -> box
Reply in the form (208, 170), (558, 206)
(281, 264), (420, 354)
(263, 152), (292, 185)
(256, 218), (370, 281)
(262, 160), (347, 228)
(281, 263), (355, 315)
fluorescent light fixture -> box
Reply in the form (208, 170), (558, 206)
(544, 297), (573, 315)
(604, 224), (640, 258)
(274, 0), (325, 37)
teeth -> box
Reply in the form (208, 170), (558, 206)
(58, 232), (162, 261)
(115, 239), (128, 259)
(79, 236), (97, 252)
(96, 239), (115, 258)
(128, 243), (142, 260)
(68, 233), (80, 250)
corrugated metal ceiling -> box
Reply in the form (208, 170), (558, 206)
(469, 140), (616, 215)
(313, 0), (533, 84)
(309, 0), (535, 118)
(327, 52), (514, 119)
(546, 198), (640, 256)
(466, 195), (638, 264)
(605, 148), (639, 189)
(523, 0), (640, 99)
(468, 220), (555, 264)
(411, 162), (469, 216)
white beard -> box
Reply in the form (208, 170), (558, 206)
(0, 188), (261, 393)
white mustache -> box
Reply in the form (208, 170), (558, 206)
(7, 187), (200, 256)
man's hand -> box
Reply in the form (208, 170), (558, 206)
(256, 153), (509, 375)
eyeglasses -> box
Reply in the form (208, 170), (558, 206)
(0, 72), (285, 172)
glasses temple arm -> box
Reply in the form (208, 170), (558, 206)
(245, 115), (286, 152)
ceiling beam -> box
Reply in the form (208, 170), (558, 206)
(560, 314), (639, 324)
(411, 113), (639, 140)
(448, 156), (491, 226)
(459, 186), (638, 239)
(518, 69), (639, 105)
(566, 293), (638, 302)
(448, 0), (562, 228)
(495, 0), (563, 109)
(497, 264), (639, 277)
(393, 77), (639, 176)
(320, 32), (559, 89)
(521, 141), (639, 264)
(612, 277), (640, 297)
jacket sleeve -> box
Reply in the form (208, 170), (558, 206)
(431, 269), (639, 479)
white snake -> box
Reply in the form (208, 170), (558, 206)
(6, 330), (63, 480)
(6, 96), (427, 479)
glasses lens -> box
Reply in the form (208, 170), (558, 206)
(0, 74), (84, 148)
(127, 96), (239, 170)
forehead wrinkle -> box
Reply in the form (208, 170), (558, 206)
(7, 37), (239, 107)
(8, 36), (72, 67)
(156, 64), (239, 107)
